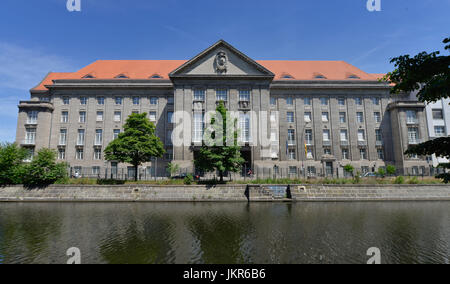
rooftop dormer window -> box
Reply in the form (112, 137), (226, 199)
(115, 74), (129, 79)
(150, 74), (163, 79)
(348, 74), (360, 79)
(281, 74), (294, 79)
(314, 74), (327, 79)
(83, 74), (95, 79)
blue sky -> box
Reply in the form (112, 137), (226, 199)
(0, 0), (449, 142)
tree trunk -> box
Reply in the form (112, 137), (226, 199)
(134, 164), (139, 182)
(219, 171), (224, 182)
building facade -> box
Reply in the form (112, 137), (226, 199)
(16, 40), (433, 179)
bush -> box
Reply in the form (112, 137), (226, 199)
(344, 164), (354, 176)
(0, 143), (28, 186)
(386, 165), (397, 176)
(184, 174), (194, 185)
(22, 149), (68, 187)
(377, 167), (386, 177)
(408, 176), (420, 184)
(394, 176), (405, 184)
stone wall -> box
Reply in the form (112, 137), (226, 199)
(0, 184), (449, 202)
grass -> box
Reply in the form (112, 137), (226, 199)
(57, 176), (444, 186)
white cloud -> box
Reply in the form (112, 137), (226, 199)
(0, 42), (74, 91)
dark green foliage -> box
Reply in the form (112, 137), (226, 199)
(105, 113), (165, 181)
(22, 149), (68, 187)
(385, 37), (450, 183)
(377, 167), (386, 177)
(386, 165), (397, 176)
(343, 164), (354, 176)
(0, 143), (28, 186)
(194, 102), (245, 182)
(184, 174), (194, 185)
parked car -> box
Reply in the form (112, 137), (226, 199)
(171, 173), (188, 179)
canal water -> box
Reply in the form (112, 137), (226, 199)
(0, 202), (449, 264)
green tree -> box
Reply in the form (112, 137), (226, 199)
(166, 162), (180, 178)
(194, 102), (245, 182)
(0, 143), (28, 186)
(386, 165), (397, 176)
(384, 37), (450, 183)
(343, 164), (354, 177)
(104, 113), (165, 181)
(22, 149), (68, 187)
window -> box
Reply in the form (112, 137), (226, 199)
(306, 147), (314, 159)
(375, 129), (382, 142)
(358, 130), (366, 141)
(287, 129), (295, 144)
(94, 149), (102, 160)
(432, 109), (444, 120)
(167, 130), (173, 146)
(304, 112), (312, 123)
(27, 111), (38, 124)
(288, 149), (296, 160)
(114, 111), (121, 122)
(323, 129), (330, 142)
(304, 98), (311, 106)
(339, 112), (346, 123)
(193, 112), (204, 143)
(25, 128), (36, 144)
(76, 148), (84, 160)
(239, 90), (250, 102)
(80, 97), (87, 105)
(270, 111), (277, 123)
(356, 112), (364, 123)
(58, 148), (66, 160)
(132, 110), (139, 114)
(406, 110), (418, 124)
(342, 149), (349, 160)
(355, 97), (362, 106)
(77, 129), (85, 146)
(270, 97), (277, 106)
(322, 112), (329, 122)
(194, 90), (205, 101)
(97, 97), (105, 105)
(92, 166), (101, 175)
(340, 130), (348, 141)
(435, 126), (446, 137)
(95, 129), (103, 145)
(59, 129), (67, 145)
(287, 112), (295, 123)
(307, 166), (316, 177)
(133, 97), (140, 105)
(115, 97), (123, 105)
(240, 113), (251, 143)
(374, 112), (381, 123)
(61, 111), (69, 123)
(338, 98), (345, 106)
(377, 149), (384, 160)
(150, 97), (158, 105)
(168, 112), (174, 124)
(167, 97), (174, 105)
(372, 97), (380, 105)
(151, 74), (162, 79)
(348, 75), (360, 79)
(216, 89), (228, 101)
(79, 111), (86, 123)
(320, 98), (328, 106)
(149, 111), (157, 122)
(305, 129), (313, 145)
(63, 97), (70, 105)
(324, 148), (331, 155)
(360, 148), (367, 160)
(286, 97), (294, 106)
(289, 166), (297, 175)
(408, 127), (419, 144)
(97, 111), (103, 122)
(113, 129), (121, 140)
(24, 148), (34, 162)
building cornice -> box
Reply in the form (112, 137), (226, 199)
(270, 80), (391, 90)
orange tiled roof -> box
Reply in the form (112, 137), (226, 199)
(32, 60), (382, 91)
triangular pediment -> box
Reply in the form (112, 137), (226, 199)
(170, 40), (274, 78)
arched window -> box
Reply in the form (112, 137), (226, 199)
(150, 74), (163, 79)
(281, 74), (294, 79)
(314, 74), (326, 79)
(83, 74), (95, 79)
(115, 74), (129, 79)
(348, 74), (360, 79)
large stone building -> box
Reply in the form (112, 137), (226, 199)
(16, 40), (433, 179)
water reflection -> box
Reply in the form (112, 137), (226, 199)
(0, 202), (448, 264)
